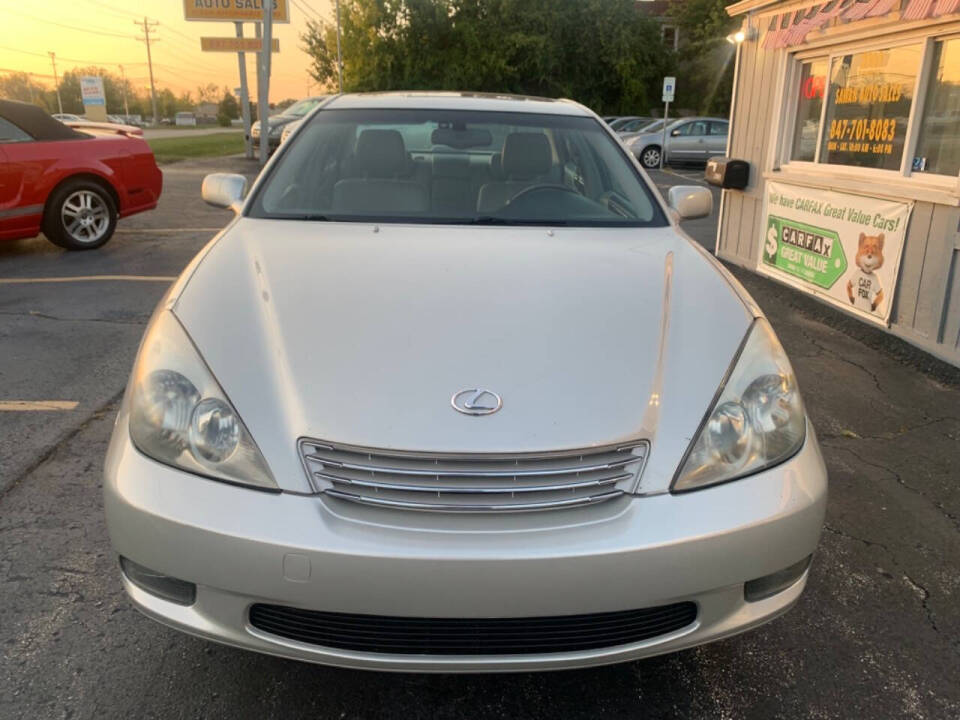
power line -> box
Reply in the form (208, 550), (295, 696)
(3, 6), (136, 39)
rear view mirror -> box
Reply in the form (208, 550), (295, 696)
(201, 173), (247, 212)
(431, 127), (493, 149)
(667, 185), (713, 220)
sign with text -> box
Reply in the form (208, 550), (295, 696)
(80, 76), (105, 106)
(201, 37), (279, 52)
(758, 181), (912, 326)
(662, 76), (675, 103)
(183, 0), (289, 23)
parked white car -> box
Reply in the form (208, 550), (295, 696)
(104, 92), (826, 673)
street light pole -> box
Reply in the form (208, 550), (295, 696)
(118, 64), (130, 118)
(235, 22), (253, 160)
(335, 0), (343, 93)
(259, 0), (273, 166)
(134, 17), (159, 126)
(48, 52), (62, 115)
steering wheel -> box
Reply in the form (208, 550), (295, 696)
(505, 183), (582, 207)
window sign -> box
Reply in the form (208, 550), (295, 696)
(914, 38), (960, 176)
(819, 45), (922, 171)
(791, 59), (828, 162)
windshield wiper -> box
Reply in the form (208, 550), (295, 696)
(465, 216), (570, 226)
(291, 213), (331, 221)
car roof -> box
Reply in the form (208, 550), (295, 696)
(324, 92), (593, 117)
(0, 99), (84, 141)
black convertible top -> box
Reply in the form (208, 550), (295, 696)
(0, 99), (85, 141)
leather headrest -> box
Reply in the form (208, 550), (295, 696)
(501, 133), (551, 179)
(355, 129), (408, 177)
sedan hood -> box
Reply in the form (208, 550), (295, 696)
(174, 222), (752, 493)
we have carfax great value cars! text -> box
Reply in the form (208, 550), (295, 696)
(103, 93), (827, 673)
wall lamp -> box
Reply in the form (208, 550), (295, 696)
(727, 26), (758, 44)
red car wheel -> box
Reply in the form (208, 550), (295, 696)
(43, 180), (118, 250)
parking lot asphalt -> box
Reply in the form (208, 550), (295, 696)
(1, 159), (958, 719)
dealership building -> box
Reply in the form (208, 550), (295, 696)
(715, 0), (960, 366)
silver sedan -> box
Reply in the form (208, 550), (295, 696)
(104, 92), (825, 673)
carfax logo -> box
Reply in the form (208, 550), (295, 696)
(763, 215), (847, 290)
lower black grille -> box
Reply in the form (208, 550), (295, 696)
(248, 602), (697, 655)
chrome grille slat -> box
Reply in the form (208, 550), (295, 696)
(324, 489), (626, 512)
(314, 471), (632, 494)
(304, 455), (639, 477)
(299, 438), (648, 513)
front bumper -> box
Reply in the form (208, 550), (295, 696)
(103, 419), (827, 672)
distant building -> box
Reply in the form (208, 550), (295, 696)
(195, 102), (218, 122)
(636, 0), (679, 50)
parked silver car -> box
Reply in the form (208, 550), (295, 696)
(629, 117), (729, 168)
(104, 92), (825, 673)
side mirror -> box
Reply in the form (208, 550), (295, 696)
(201, 173), (247, 212)
(670, 129), (681, 137)
(667, 185), (713, 220)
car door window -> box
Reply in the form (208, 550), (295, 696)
(0, 117), (32, 143)
(708, 122), (728, 136)
(676, 121), (707, 137)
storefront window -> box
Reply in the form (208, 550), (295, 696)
(819, 44), (922, 171)
(790, 59), (828, 162)
(914, 38), (960, 177)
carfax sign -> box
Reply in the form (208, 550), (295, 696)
(758, 181), (912, 326)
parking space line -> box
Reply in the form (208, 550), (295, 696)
(660, 168), (709, 186)
(0, 275), (176, 284)
(114, 228), (222, 234)
(0, 401), (79, 411)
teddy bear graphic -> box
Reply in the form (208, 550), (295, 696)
(846, 232), (884, 314)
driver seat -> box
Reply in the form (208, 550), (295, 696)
(476, 133), (553, 214)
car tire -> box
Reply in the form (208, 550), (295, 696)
(639, 145), (662, 169)
(43, 179), (118, 250)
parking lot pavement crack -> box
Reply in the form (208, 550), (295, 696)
(823, 523), (890, 552)
(799, 327), (885, 394)
(0, 310), (149, 326)
(900, 573), (954, 655)
(0, 391), (123, 502)
(821, 442), (960, 532)
(818, 416), (960, 442)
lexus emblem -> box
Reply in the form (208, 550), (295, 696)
(451, 388), (502, 416)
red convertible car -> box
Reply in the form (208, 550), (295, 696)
(0, 100), (162, 250)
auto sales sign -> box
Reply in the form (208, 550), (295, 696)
(183, 0), (290, 23)
(758, 181), (911, 326)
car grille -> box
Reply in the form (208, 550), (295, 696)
(298, 439), (648, 512)
(249, 602), (697, 655)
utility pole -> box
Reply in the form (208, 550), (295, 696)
(118, 64), (130, 118)
(134, 17), (159, 126)
(48, 52), (62, 114)
(258, 2), (272, 166)
(335, 0), (343, 93)
(235, 22), (253, 160)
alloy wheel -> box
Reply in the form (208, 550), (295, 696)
(61, 190), (110, 245)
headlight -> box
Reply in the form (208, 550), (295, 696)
(128, 311), (276, 489)
(672, 318), (805, 492)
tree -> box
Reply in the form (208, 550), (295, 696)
(0, 73), (52, 110)
(196, 83), (220, 104)
(218, 90), (239, 126)
(300, 0), (668, 115)
(667, 0), (739, 115)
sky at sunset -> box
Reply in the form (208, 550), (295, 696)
(0, 0), (332, 102)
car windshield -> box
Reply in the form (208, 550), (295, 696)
(640, 120), (665, 133)
(283, 98), (323, 118)
(250, 108), (665, 226)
